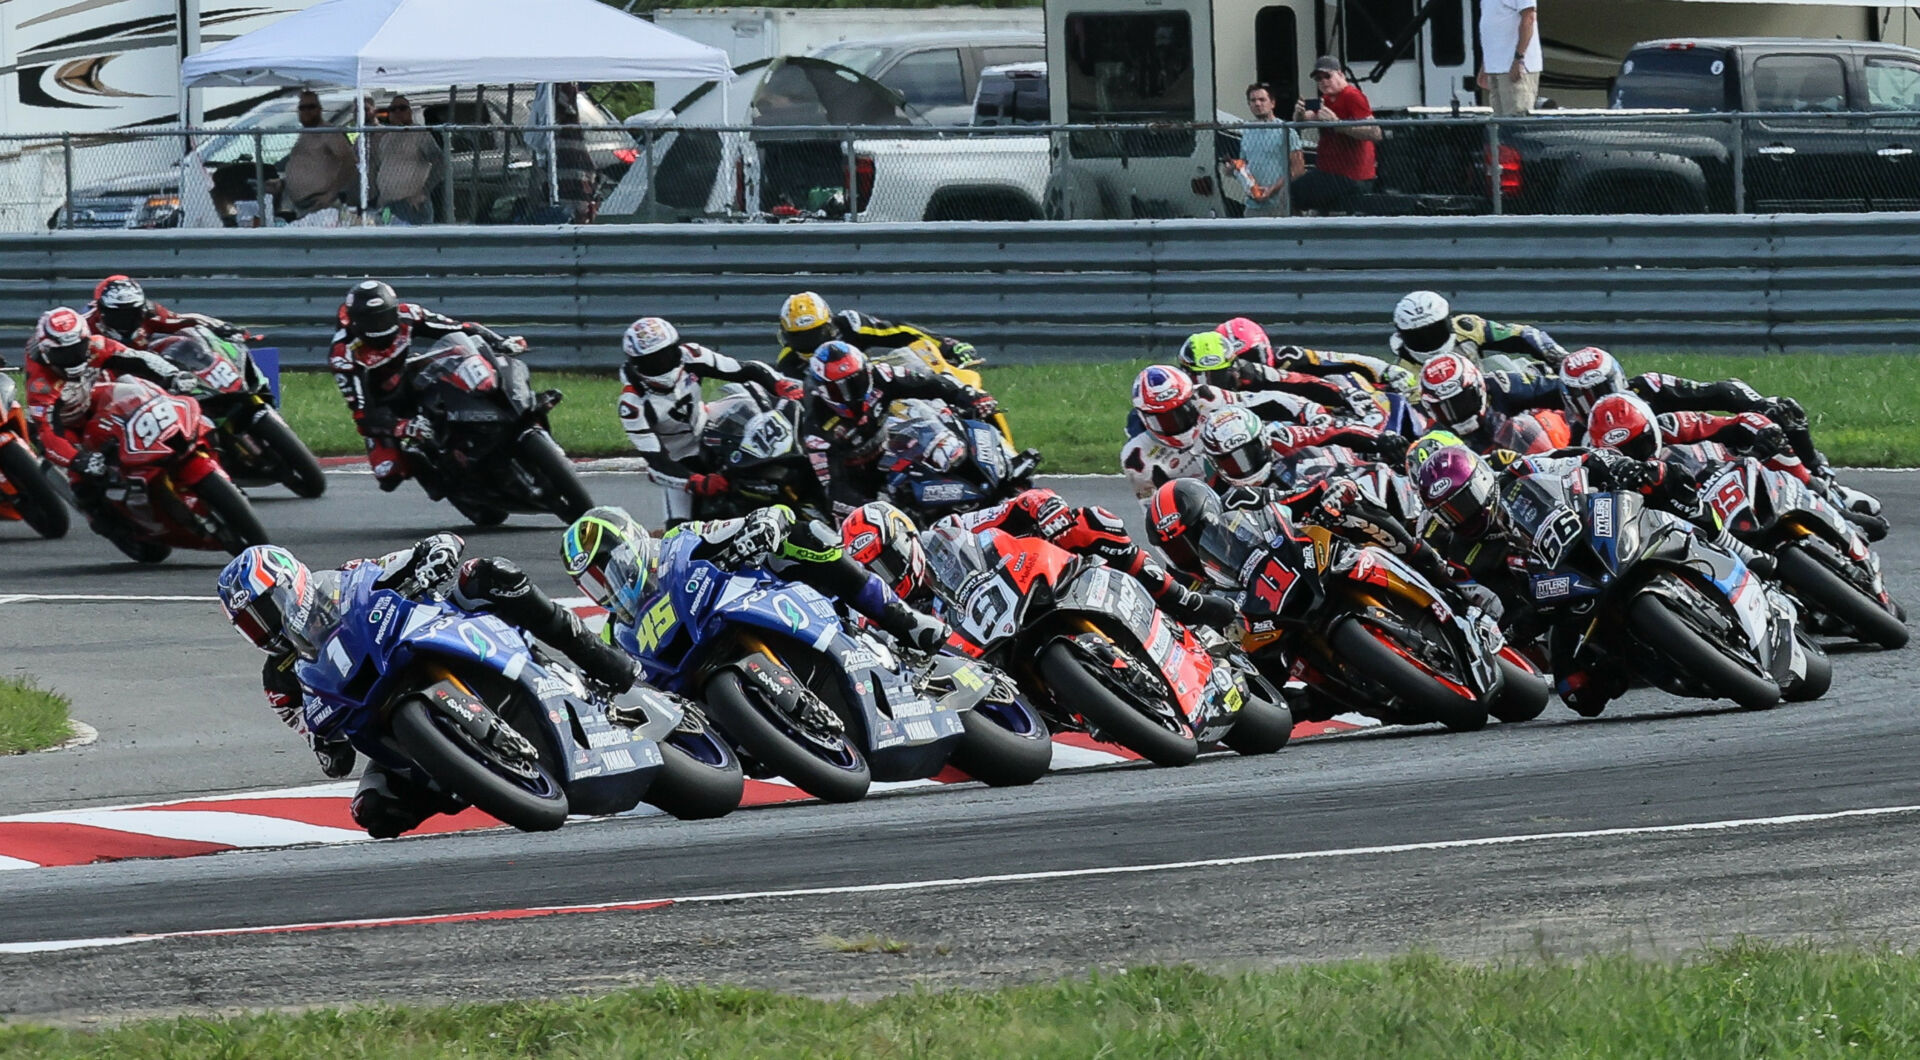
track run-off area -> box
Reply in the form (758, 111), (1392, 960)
(0, 469), (1915, 1020)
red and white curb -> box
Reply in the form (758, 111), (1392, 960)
(0, 720), (1374, 872)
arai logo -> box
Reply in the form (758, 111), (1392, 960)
(1602, 427), (1632, 447)
(1425, 476), (1454, 499)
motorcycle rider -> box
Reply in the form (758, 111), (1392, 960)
(1389, 290), (1571, 370)
(216, 535), (642, 838)
(1197, 405), (1411, 490)
(1416, 351), (1566, 450)
(85, 275), (245, 349)
(1120, 364), (1229, 505)
(328, 279), (527, 493)
(1215, 317), (1419, 398)
(562, 504), (950, 659)
(616, 316), (803, 524)
(1175, 332), (1344, 423)
(774, 291), (980, 377)
(916, 488), (1241, 628)
(799, 341), (1000, 517)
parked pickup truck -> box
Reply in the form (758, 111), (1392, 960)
(1384, 38), (1920, 214)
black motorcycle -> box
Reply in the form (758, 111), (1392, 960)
(400, 334), (594, 525)
(150, 327), (326, 498)
(691, 385), (826, 521)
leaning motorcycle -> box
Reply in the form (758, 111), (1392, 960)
(1507, 473), (1817, 712)
(618, 530), (1050, 801)
(1678, 446), (1906, 651)
(296, 561), (743, 832)
(1204, 506), (1532, 732)
(872, 337), (1014, 446)
(921, 525), (1294, 767)
(79, 377), (269, 562)
(882, 398), (1039, 525)
(150, 327), (326, 498)
(401, 334), (594, 526)
(690, 385), (824, 521)
(0, 369), (70, 538)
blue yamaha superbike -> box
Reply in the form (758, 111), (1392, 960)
(614, 533), (1053, 803)
(297, 563), (744, 832)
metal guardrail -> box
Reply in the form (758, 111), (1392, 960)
(0, 213), (1915, 368)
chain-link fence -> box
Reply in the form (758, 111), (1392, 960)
(8, 110), (1920, 232)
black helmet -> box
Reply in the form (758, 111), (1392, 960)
(95, 276), (149, 337)
(343, 280), (401, 341)
(1146, 477), (1221, 574)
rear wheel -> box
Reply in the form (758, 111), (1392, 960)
(0, 442), (68, 539)
(1776, 545), (1908, 650)
(702, 669), (871, 803)
(1628, 594), (1780, 710)
(195, 472), (269, 554)
(1490, 654), (1550, 723)
(389, 697), (568, 831)
(947, 696), (1053, 786)
(1039, 642), (1197, 767)
(1331, 618), (1488, 732)
(645, 730), (745, 820)
(1220, 690), (1293, 755)
(517, 430), (595, 523)
(251, 408), (326, 498)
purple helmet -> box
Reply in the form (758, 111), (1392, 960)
(1413, 445), (1497, 537)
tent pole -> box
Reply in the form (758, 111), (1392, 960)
(356, 66), (370, 223)
(545, 85), (559, 207)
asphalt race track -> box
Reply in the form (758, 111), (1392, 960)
(0, 469), (1916, 1022)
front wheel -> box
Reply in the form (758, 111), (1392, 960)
(516, 430), (595, 523)
(1220, 690), (1293, 755)
(947, 697), (1053, 786)
(1628, 593), (1780, 710)
(645, 731), (745, 820)
(0, 441), (68, 538)
(1331, 618), (1488, 732)
(194, 471), (270, 554)
(1776, 545), (1908, 650)
(1490, 654), (1549, 723)
(389, 697), (569, 831)
(1783, 631), (1833, 703)
(250, 408), (327, 498)
(702, 669), (871, 803)
(1039, 642), (1197, 767)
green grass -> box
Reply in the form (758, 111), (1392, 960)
(274, 353), (1920, 474)
(0, 675), (72, 754)
(12, 945), (1920, 1056)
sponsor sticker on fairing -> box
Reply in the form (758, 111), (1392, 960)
(1591, 494), (1615, 538)
(1534, 574), (1572, 600)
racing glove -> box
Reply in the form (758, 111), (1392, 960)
(397, 416), (437, 444)
(312, 736), (357, 779)
(878, 598), (950, 654)
(771, 378), (805, 403)
(167, 371), (200, 394)
(967, 391), (1000, 420)
(1181, 588), (1240, 629)
(687, 472), (731, 498)
(212, 323), (247, 340)
(947, 341), (982, 369)
(1761, 396), (1807, 428)
(408, 532), (465, 596)
(1012, 488), (1073, 540)
(72, 446), (112, 482)
(1371, 431), (1412, 467)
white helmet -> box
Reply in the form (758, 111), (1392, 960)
(621, 316), (682, 390)
(1391, 290), (1455, 362)
(1198, 405), (1273, 487)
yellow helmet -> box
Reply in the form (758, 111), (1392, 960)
(779, 291), (838, 350)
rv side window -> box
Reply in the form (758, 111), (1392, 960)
(1063, 12), (1195, 122)
(1253, 7), (1299, 104)
(1427, 0), (1466, 69)
(1340, 0), (1413, 63)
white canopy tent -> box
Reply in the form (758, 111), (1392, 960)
(179, 0), (735, 220)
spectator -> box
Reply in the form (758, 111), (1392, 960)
(552, 83), (598, 224)
(370, 95), (441, 225)
(1235, 82), (1305, 216)
(1478, 0), (1542, 115)
(274, 90), (357, 219)
(1290, 56), (1380, 214)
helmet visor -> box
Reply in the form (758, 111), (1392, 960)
(1435, 485), (1491, 535)
(230, 597), (285, 652)
(44, 340), (88, 371)
(1400, 319), (1454, 359)
(1432, 388), (1484, 432)
(783, 322), (835, 351)
(1143, 403), (1198, 441)
(101, 304), (144, 335)
(1615, 428), (1658, 461)
(628, 343), (679, 381)
(821, 369), (871, 411)
(1214, 437), (1271, 484)
(1565, 380), (1616, 420)
(351, 303), (400, 340)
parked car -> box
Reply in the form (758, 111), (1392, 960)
(54, 87), (630, 229)
(811, 31), (1043, 126)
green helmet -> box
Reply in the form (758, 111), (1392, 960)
(1405, 429), (1467, 477)
(560, 506), (657, 627)
(1178, 331), (1236, 374)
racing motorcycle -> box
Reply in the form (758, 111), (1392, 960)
(1506, 473), (1820, 712)
(0, 368), (70, 538)
(691, 385), (824, 522)
(872, 337), (1013, 446)
(78, 376), (269, 562)
(882, 398), (1039, 525)
(150, 327), (325, 498)
(1675, 446), (1906, 650)
(921, 525), (1294, 767)
(618, 531), (1051, 802)
(294, 559), (744, 832)
(402, 334), (594, 526)
(1207, 509), (1539, 732)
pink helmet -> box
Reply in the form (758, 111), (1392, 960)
(1215, 317), (1272, 364)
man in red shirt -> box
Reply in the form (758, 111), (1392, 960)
(1290, 56), (1382, 213)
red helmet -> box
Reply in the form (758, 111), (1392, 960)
(1561, 346), (1625, 422)
(1418, 352), (1488, 434)
(1132, 364), (1199, 445)
(35, 307), (93, 378)
(1215, 317), (1272, 364)
(840, 501), (927, 600)
(1146, 477), (1220, 573)
(1584, 393), (1663, 460)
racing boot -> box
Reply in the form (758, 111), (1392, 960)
(349, 765), (451, 839)
(454, 557), (640, 693)
(875, 598), (950, 655)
